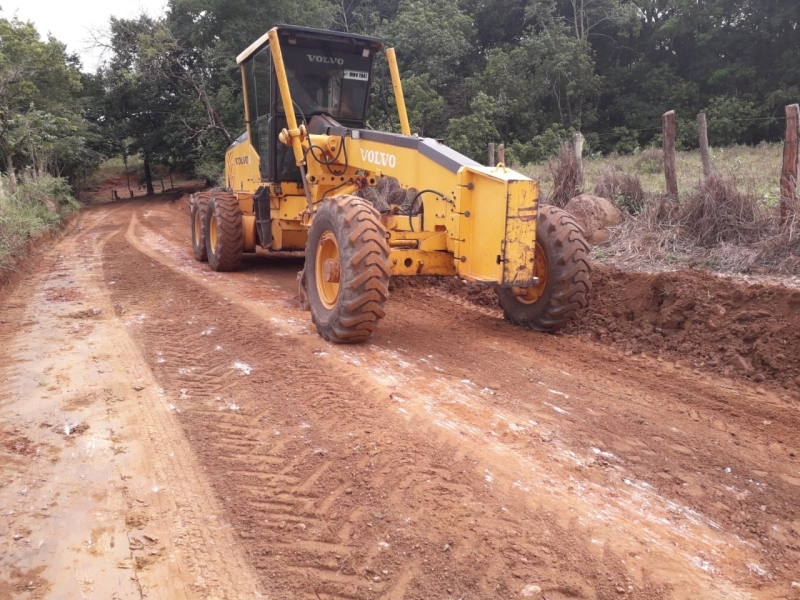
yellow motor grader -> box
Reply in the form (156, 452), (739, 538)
(190, 25), (591, 343)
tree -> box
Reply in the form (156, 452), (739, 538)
(0, 15), (98, 181)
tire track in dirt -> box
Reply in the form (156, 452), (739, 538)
(0, 204), (265, 599)
(142, 200), (800, 584)
(116, 200), (793, 598)
(105, 212), (679, 599)
(387, 286), (800, 589)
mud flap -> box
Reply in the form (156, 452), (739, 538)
(501, 180), (538, 287)
(254, 186), (272, 247)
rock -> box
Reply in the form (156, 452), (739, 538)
(564, 194), (623, 245)
(588, 229), (610, 245)
(520, 584), (542, 597)
(730, 354), (753, 374)
(752, 373), (765, 383)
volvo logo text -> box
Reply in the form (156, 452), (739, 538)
(307, 55), (344, 65)
(360, 149), (397, 169)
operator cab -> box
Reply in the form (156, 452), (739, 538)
(237, 25), (383, 182)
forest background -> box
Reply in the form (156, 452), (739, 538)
(0, 0), (798, 193)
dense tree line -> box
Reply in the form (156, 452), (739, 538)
(0, 16), (102, 184)
(2, 0), (798, 186)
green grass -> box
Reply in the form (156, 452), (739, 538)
(0, 175), (78, 271)
(514, 142), (800, 274)
(519, 142), (784, 205)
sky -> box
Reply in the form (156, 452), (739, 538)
(2, 0), (168, 72)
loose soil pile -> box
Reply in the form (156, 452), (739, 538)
(571, 268), (800, 387)
(415, 267), (800, 388)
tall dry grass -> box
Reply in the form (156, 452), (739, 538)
(524, 142), (798, 274)
(546, 142), (582, 207)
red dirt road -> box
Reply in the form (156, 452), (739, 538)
(1, 198), (799, 599)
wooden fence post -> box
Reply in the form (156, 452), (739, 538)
(573, 131), (585, 188)
(498, 143), (505, 165)
(488, 142), (495, 167)
(780, 104), (799, 224)
(663, 110), (678, 199)
(697, 112), (712, 178)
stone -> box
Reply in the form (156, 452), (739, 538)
(564, 194), (623, 245)
(730, 354), (753, 374)
(520, 584), (542, 597)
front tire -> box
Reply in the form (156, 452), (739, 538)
(205, 192), (243, 272)
(303, 195), (391, 343)
(496, 204), (591, 332)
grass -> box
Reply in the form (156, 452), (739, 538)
(0, 174), (79, 272)
(518, 142), (798, 275)
(519, 142), (784, 207)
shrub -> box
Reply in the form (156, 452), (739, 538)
(547, 142), (582, 207)
(0, 174), (78, 269)
(593, 168), (647, 215)
(679, 173), (766, 246)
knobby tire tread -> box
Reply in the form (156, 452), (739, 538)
(206, 192), (243, 272)
(190, 191), (213, 262)
(497, 204), (592, 333)
(304, 195), (390, 344)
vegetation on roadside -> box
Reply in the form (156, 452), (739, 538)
(526, 143), (800, 275)
(0, 174), (79, 270)
(0, 15), (99, 271)
(524, 144), (785, 204)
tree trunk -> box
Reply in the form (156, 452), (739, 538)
(488, 142), (495, 167)
(662, 111), (678, 200)
(697, 112), (712, 179)
(143, 158), (155, 196)
(781, 104), (800, 225)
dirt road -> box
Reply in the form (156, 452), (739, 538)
(1, 197), (799, 599)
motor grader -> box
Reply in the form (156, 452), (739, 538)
(190, 24), (591, 343)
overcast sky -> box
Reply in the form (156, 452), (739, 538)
(2, 0), (168, 72)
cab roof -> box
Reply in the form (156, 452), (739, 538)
(236, 25), (384, 65)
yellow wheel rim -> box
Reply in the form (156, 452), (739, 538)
(512, 241), (548, 304)
(208, 212), (218, 254)
(315, 231), (340, 309)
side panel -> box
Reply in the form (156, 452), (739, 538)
(501, 179), (539, 287)
(451, 168), (538, 286)
(225, 140), (261, 195)
(453, 170), (506, 284)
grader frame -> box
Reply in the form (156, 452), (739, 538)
(190, 25), (591, 342)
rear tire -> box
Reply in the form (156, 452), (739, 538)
(190, 191), (212, 262)
(496, 205), (591, 332)
(205, 192), (243, 272)
(303, 195), (391, 343)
